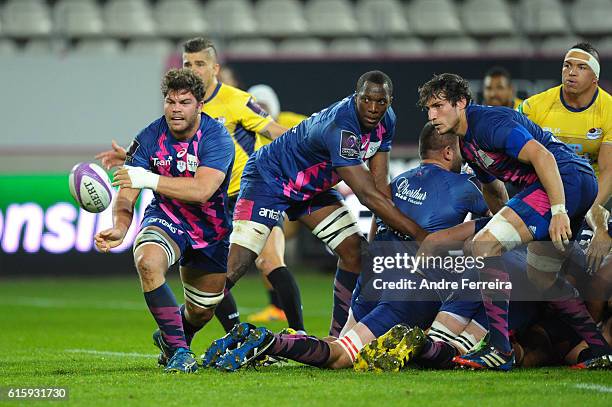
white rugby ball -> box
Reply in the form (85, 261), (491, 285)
(69, 162), (113, 213)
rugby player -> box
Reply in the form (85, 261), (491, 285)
(520, 42), (611, 275)
(418, 73), (612, 370)
(95, 37), (306, 335)
(94, 69), (234, 373)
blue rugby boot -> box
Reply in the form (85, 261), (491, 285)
(201, 322), (255, 367)
(164, 348), (198, 373)
(215, 327), (275, 372)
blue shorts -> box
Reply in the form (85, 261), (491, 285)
(351, 275), (440, 337)
(141, 206), (228, 273)
(233, 160), (344, 228)
(507, 168), (597, 240)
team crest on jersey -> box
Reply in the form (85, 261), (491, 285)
(340, 130), (361, 159)
(586, 128), (603, 140)
(176, 160), (186, 172)
(187, 154), (199, 172)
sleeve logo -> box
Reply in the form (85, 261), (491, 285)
(246, 98), (269, 118)
(125, 139), (140, 163)
(339, 130), (361, 159)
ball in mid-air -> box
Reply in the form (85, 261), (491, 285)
(69, 162), (112, 213)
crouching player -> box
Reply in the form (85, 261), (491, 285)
(94, 69), (234, 373)
(418, 73), (612, 370)
(202, 122), (491, 371)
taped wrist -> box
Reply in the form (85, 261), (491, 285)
(125, 165), (160, 190)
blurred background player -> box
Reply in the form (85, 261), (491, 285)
(482, 66), (522, 110)
(95, 37), (307, 334)
(94, 69), (234, 373)
(520, 42), (611, 276)
(245, 83), (308, 325)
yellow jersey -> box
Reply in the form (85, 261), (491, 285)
(254, 111), (308, 151)
(519, 85), (612, 176)
(202, 83), (273, 196)
(513, 97), (523, 110)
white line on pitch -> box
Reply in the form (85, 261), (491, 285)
(573, 383), (612, 393)
(65, 349), (157, 358)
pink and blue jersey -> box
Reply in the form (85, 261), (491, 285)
(461, 105), (593, 188)
(252, 95), (395, 201)
(126, 113), (234, 249)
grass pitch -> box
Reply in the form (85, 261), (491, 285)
(1, 273), (611, 406)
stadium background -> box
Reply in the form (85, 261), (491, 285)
(2, 0), (612, 276)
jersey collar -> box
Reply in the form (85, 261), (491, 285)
(559, 86), (599, 112)
(204, 81), (222, 104)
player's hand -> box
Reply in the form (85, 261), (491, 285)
(549, 213), (572, 252)
(95, 140), (127, 170)
(94, 228), (125, 253)
(585, 228), (612, 274)
(112, 167), (159, 190)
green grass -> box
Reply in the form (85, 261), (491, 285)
(1, 273), (611, 406)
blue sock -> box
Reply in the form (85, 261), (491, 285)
(180, 304), (203, 346)
(144, 283), (188, 350)
(329, 268), (358, 337)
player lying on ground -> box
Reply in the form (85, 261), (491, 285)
(199, 123), (496, 371)
(418, 73), (612, 370)
(95, 69), (235, 373)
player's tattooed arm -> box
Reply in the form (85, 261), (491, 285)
(336, 163), (428, 242)
(260, 121), (288, 140)
(518, 139), (571, 251)
(94, 187), (140, 252)
(481, 179), (508, 215)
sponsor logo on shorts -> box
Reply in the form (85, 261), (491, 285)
(339, 130), (361, 159)
(149, 217), (178, 234)
(258, 207), (281, 221)
(394, 178), (427, 205)
(215, 117), (226, 125)
(586, 128), (603, 140)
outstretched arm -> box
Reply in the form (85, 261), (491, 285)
(336, 164), (428, 242)
(112, 166), (226, 205)
(94, 187), (140, 252)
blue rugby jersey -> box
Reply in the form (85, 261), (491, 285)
(460, 105), (593, 188)
(252, 95), (396, 201)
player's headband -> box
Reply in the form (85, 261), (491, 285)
(564, 48), (600, 79)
